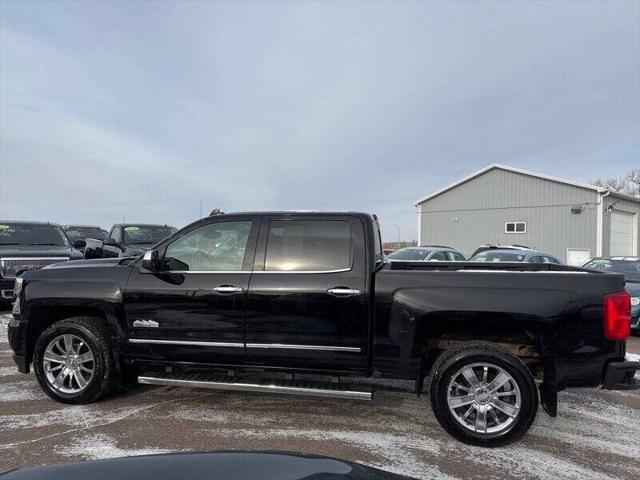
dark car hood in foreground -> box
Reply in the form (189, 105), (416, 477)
(0, 451), (420, 480)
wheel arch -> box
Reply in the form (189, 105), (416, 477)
(25, 301), (123, 371)
(412, 311), (556, 415)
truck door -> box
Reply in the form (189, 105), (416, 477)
(123, 217), (259, 366)
(245, 215), (369, 373)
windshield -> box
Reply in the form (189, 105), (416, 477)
(65, 227), (107, 242)
(471, 251), (526, 262)
(123, 225), (177, 244)
(0, 223), (70, 247)
(387, 248), (431, 261)
(583, 258), (640, 282)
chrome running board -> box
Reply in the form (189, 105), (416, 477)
(138, 373), (372, 401)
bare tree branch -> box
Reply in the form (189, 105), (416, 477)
(590, 169), (640, 197)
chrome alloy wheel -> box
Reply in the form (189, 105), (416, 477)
(43, 334), (95, 394)
(446, 362), (521, 436)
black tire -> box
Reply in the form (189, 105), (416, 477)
(429, 341), (538, 447)
(33, 316), (117, 404)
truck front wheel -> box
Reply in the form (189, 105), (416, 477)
(429, 342), (538, 447)
(33, 317), (116, 404)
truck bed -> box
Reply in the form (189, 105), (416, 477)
(373, 262), (627, 389)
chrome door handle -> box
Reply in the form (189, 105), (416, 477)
(327, 287), (361, 297)
(212, 285), (243, 293)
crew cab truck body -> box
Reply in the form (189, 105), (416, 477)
(8, 212), (639, 446)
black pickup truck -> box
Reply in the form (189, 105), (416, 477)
(7, 212), (639, 446)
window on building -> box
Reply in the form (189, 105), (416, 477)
(505, 221), (526, 234)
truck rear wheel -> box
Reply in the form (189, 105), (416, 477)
(33, 317), (116, 404)
(429, 342), (538, 447)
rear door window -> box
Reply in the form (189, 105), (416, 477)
(265, 220), (352, 271)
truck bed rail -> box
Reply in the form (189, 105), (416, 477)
(387, 261), (591, 273)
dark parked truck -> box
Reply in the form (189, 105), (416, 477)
(7, 212), (639, 446)
(0, 221), (83, 301)
(84, 223), (177, 259)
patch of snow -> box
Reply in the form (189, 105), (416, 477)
(0, 314), (10, 343)
(456, 442), (621, 480)
(58, 433), (175, 460)
(625, 352), (640, 362)
(167, 406), (231, 424)
(0, 405), (144, 431)
(0, 366), (18, 377)
(0, 380), (42, 402)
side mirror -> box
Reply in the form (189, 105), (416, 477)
(103, 237), (118, 247)
(142, 250), (160, 272)
(73, 239), (86, 249)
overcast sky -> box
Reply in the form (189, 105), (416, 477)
(0, 0), (638, 241)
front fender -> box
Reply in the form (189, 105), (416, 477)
(17, 276), (128, 367)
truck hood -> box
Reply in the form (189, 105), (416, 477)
(0, 245), (81, 259)
(43, 257), (131, 270)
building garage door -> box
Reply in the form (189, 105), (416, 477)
(610, 211), (635, 256)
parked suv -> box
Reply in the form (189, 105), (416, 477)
(470, 248), (560, 264)
(63, 225), (108, 243)
(387, 246), (466, 261)
(84, 224), (177, 259)
(0, 221), (83, 301)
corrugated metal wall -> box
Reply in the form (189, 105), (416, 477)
(418, 168), (600, 261)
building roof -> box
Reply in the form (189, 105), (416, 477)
(608, 190), (640, 204)
(415, 163), (609, 206)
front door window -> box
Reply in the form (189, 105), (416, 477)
(164, 221), (252, 271)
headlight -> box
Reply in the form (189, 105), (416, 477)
(632, 297), (640, 307)
(14, 277), (23, 297)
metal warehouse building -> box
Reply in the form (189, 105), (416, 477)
(416, 164), (640, 265)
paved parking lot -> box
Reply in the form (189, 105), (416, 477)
(1, 310), (639, 479)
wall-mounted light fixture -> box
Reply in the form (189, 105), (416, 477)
(606, 200), (619, 214)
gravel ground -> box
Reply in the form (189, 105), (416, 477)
(1, 310), (639, 479)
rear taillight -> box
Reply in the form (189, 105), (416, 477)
(603, 291), (631, 341)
